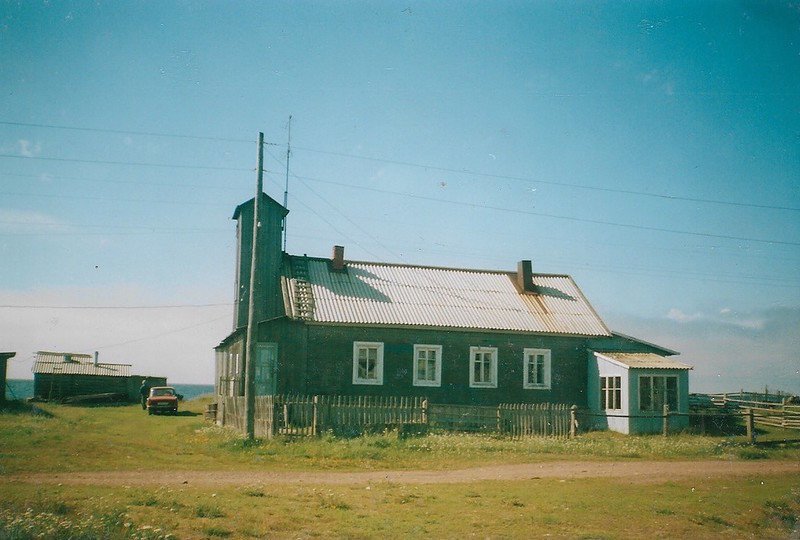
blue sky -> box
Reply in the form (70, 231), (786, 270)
(1, 1), (798, 391)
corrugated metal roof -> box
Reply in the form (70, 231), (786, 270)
(595, 352), (692, 370)
(33, 361), (131, 377)
(285, 258), (611, 336)
(35, 351), (93, 363)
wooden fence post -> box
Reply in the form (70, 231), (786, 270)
(496, 405), (501, 433)
(312, 395), (319, 436)
(569, 405), (577, 439)
(745, 408), (755, 444)
(662, 404), (670, 436)
(421, 398), (428, 425)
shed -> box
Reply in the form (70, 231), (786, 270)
(0, 352), (15, 402)
(32, 351), (166, 402)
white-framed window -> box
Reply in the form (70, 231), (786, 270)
(523, 348), (551, 389)
(469, 346), (498, 388)
(600, 376), (622, 410)
(639, 375), (678, 411)
(352, 342), (384, 385)
(413, 344), (442, 387)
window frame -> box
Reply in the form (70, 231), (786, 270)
(638, 374), (679, 411)
(412, 344), (442, 387)
(352, 341), (384, 385)
(600, 375), (622, 410)
(469, 346), (498, 388)
(522, 348), (552, 390)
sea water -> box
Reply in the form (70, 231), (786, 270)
(4, 379), (215, 401)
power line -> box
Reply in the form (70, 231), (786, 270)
(0, 303), (232, 310)
(271, 170), (800, 247)
(90, 314), (230, 350)
(0, 120), (272, 145)
(0, 153), (252, 172)
(0, 230), (228, 238)
(0, 190), (228, 207)
(260, 155), (385, 259)
(4, 118), (795, 212)
(0, 219), (225, 233)
(0, 219), (229, 237)
(293, 175), (402, 261)
(292, 146), (800, 213)
(1, 171), (242, 191)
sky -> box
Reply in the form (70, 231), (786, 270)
(1, 1), (798, 392)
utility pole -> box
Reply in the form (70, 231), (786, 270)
(244, 132), (264, 440)
(282, 115), (292, 252)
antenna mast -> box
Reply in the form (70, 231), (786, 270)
(282, 115), (292, 252)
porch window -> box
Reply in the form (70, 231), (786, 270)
(352, 342), (384, 385)
(600, 376), (621, 410)
(523, 348), (551, 389)
(469, 346), (498, 388)
(413, 344), (442, 387)
(639, 375), (678, 411)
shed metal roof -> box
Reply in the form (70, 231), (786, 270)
(284, 258), (611, 336)
(594, 352), (692, 370)
(33, 361), (132, 377)
(35, 351), (93, 363)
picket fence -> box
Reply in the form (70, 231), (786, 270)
(217, 395), (575, 439)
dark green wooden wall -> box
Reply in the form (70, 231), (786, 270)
(233, 195), (287, 330)
(217, 301), (668, 407)
(249, 319), (610, 407)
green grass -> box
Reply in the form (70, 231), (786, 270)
(1, 475), (798, 539)
(1, 399), (799, 538)
(1, 399), (799, 474)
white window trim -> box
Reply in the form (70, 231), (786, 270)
(522, 348), (551, 390)
(412, 344), (442, 387)
(600, 375), (622, 410)
(352, 341), (384, 385)
(469, 346), (498, 388)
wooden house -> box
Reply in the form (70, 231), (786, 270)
(215, 194), (691, 433)
(32, 351), (166, 402)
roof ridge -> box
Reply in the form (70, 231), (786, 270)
(289, 254), (572, 278)
(35, 351), (92, 357)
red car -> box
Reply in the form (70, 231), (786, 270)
(146, 386), (178, 415)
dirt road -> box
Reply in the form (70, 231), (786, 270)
(5, 460), (799, 487)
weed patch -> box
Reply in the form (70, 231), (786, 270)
(195, 504), (225, 518)
(737, 447), (769, 460)
(0, 508), (171, 540)
(203, 525), (232, 537)
(763, 500), (796, 528)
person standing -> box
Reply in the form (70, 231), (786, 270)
(138, 379), (150, 410)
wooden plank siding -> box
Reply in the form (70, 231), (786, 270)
(34, 374), (128, 401)
(256, 321), (592, 407)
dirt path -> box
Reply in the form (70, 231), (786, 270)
(5, 460), (799, 487)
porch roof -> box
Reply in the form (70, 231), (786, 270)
(594, 352), (692, 370)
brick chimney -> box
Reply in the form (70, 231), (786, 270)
(332, 245), (345, 272)
(517, 260), (536, 293)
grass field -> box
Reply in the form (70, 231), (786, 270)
(1, 398), (799, 538)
